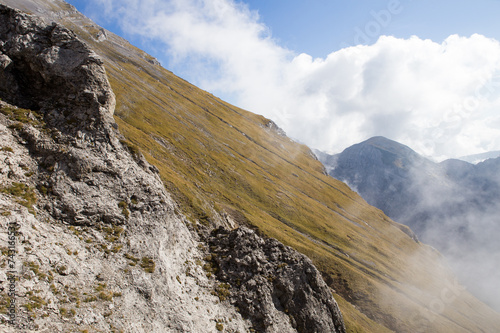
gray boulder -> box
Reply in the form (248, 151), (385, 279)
(0, 4), (115, 136)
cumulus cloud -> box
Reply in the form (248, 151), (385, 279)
(85, 0), (500, 160)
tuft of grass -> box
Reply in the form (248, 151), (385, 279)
(98, 291), (113, 301)
(101, 224), (124, 242)
(111, 244), (123, 253)
(140, 257), (155, 273)
(83, 295), (97, 303)
(95, 283), (107, 292)
(38, 185), (49, 195)
(0, 293), (10, 314)
(212, 283), (230, 302)
(0, 182), (37, 214)
(23, 295), (47, 312)
(7, 122), (24, 130)
(1, 106), (44, 126)
(59, 307), (75, 317)
(124, 253), (139, 263)
(24, 261), (45, 279)
(118, 201), (130, 218)
(56, 265), (67, 275)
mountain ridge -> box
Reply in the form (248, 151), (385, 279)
(0, 4), (347, 332)
(458, 150), (500, 164)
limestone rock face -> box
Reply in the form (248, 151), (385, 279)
(0, 4), (346, 332)
(209, 227), (346, 333)
(0, 5), (249, 332)
(0, 4), (115, 135)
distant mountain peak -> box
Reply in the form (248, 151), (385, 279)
(356, 136), (418, 157)
(364, 135), (393, 144)
(320, 137), (500, 312)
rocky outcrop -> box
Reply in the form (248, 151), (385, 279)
(0, 5), (250, 332)
(0, 4), (346, 332)
(209, 227), (346, 333)
(0, 4), (156, 229)
(0, 4), (115, 136)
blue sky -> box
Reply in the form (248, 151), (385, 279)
(70, 0), (500, 58)
(243, 0), (500, 57)
(68, 0), (500, 160)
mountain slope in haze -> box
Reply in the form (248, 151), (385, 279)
(315, 136), (444, 230)
(318, 136), (500, 311)
(458, 150), (500, 164)
(3, 1), (500, 332)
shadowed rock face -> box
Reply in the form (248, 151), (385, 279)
(209, 227), (346, 333)
(0, 4), (115, 135)
(0, 4), (132, 228)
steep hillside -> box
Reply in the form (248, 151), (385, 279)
(319, 136), (500, 311)
(0, 4), (345, 332)
(3, 1), (500, 332)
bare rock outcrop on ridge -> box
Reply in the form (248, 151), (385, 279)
(210, 227), (346, 333)
(0, 3), (115, 135)
(0, 4), (249, 332)
(0, 4), (346, 332)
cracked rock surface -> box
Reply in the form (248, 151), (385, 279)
(209, 227), (346, 333)
(0, 5), (250, 332)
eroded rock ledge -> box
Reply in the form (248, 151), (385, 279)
(209, 227), (346, 333)
(0, 4), (115, 136)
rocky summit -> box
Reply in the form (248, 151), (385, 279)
(1, 1), (500, 333)
(0, 4), (115, 136)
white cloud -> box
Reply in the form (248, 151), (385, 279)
(87, 0), (500, 160)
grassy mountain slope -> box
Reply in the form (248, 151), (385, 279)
(4, 1), (500, 332)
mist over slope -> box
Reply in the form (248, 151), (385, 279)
(458, 150), (500, 164)
(318, 136), (500, 311)
(2, 1), (500, 332)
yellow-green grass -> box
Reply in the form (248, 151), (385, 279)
(333, 293), (392, 333)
